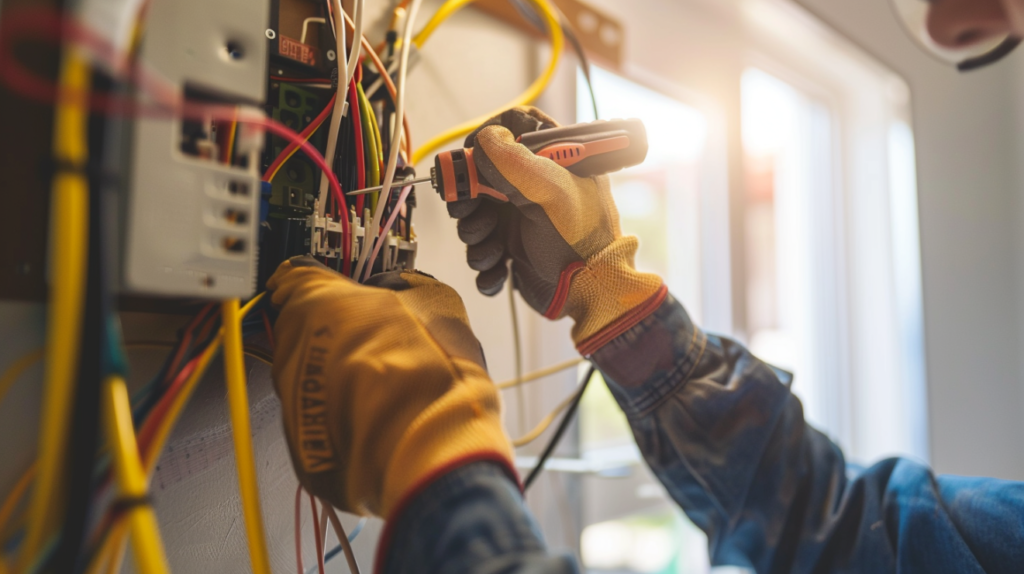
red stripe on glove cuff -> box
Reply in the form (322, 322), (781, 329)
(576, 284), (668, 357)
(544, 261), (586, 320)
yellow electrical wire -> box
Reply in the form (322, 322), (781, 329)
(18, 48), (92, 571)
(410, 0), (564, 165)
(496, 357), (585, 390)
(369, 106), (385, 215)
(100, 295), (265, 572)
(357, 82), (382, 212)
(102, 375), (170, 574)
(222, 298), (272, 574)
(139, 294), (265, 474)
(224, 114), (238, 165)
(512, 387), (578, 447)
(86, 519), (129, 574)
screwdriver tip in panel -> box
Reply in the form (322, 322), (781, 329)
(346, 175), (433, 196)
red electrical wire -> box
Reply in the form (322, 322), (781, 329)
(295, 485), (305, 574)
(310, 494), (326, 574)
(271, 76), (332, 84)
(262, 94), (336, 183)
(136, 355), (200, 454)
(166, 303), (214, 382)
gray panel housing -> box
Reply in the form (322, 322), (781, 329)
(122, 0), (270, 298)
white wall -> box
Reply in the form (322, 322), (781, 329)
(792, 0), (1024, 480)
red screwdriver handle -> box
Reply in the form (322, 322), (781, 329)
(432, 118), (648, 202)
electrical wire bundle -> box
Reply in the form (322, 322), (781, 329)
(0, 0), (607, 571)
(0, 295), (274, 572)
(0, 4), (349, 571)
(262, 0), (419, 281)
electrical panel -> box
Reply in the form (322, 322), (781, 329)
(120, 0), (269, 298)
(117, 0), (418, 300)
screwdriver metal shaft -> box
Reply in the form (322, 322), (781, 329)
(346, 176), (433, 196)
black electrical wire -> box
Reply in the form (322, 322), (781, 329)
(523, 364), (597, 491)
(56, 69), (120, 574)
(510, 0), (599, 119)
(560, 16), (599, 120)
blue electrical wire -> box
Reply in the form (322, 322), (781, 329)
(304, 517), (368, 574)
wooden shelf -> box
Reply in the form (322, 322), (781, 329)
(472, 0), (623, 71)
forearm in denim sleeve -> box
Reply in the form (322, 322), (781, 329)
(379, 462), (577, 574)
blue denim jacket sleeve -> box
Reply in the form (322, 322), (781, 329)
(381, 461), (577, 574)
(591, 294), (1024, 574)
(383, 293), (1024, 574)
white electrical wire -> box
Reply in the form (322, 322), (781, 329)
(356, 0), (422, 280)
(300, 17), (327, 44)
(316, 0), (349, 219)
(344, 0), (365, 87)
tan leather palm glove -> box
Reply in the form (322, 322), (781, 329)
(449, 107), (667, 356)
(267, 257), (515, 518)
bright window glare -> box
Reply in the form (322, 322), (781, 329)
(742, 69), (800, 159)
(581, 521), (632, 569)
(741, 68), (805, 376)
(581, 513), (709, 573)
(578, 68), (707, 166)
(888, 121), (929, 462)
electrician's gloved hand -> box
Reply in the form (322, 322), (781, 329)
(266, 257), (515, 518)
(449, 106), (667, 356)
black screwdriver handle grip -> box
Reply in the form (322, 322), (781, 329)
(517, 118), (648, 178)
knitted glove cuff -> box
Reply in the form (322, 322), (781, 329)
(564, 236), (667, 356)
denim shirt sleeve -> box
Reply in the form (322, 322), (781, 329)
(381, 462), (577, 574)
(591, 293), (1024, 574)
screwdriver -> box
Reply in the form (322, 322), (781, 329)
(346, 118), (648, 202)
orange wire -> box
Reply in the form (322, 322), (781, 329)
(0, 463), (35, 540)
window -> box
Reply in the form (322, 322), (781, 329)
(574, 68), (718, 574)
(576, 66), (710, 459)
(741, 67), (845, 440)
(520, 1), (926, 571)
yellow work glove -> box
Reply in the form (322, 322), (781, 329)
(267, 257), (515, 519)
(448, 107), (667, 356)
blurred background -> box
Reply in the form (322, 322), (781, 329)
(2, 0), (1024, 572)
(410, 0), (1024, 571)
